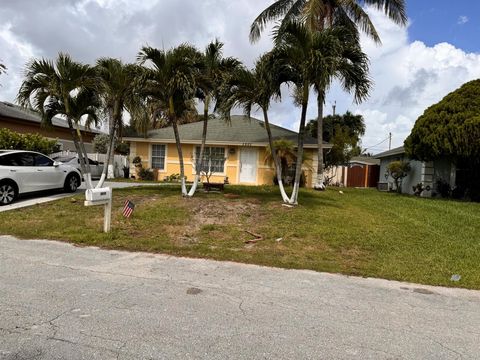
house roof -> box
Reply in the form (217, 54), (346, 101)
(125, 115), (328, 148)
(0, 101), (101, 134)
(350, 156), (380, 165)
(374, 146), (405, 159)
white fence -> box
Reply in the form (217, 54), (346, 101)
(50, 150), (128, 178)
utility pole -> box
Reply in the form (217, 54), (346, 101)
(389, 132), (392, 150)
(332, 101), (336, 116)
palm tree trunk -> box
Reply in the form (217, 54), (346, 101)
(66, 117), (92, 189)
(263, 108), (289, 203)
(172, 119), (187, 196)
(314, 92), (326, 190)
(289, 85), (309, 205)
(187, 96), (209, 197)
(107, 108), (117, 179)
(97, 113), (116, 188)
(75, 124), (93, 189)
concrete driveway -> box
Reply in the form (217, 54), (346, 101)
(0, 181), (159, 212)
(1, 235), (479, 359)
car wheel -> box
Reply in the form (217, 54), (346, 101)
(64, 173), (80, 193)
(0, 181), (18, 206)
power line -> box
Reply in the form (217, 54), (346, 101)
(363, 136), (390, 151)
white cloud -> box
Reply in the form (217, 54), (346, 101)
(458, 16), (469, 25)
(326, 8), (480, 152)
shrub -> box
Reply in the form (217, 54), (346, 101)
(0, 128), (59, 154)
(387, 160), (411, 193)
(92, 133), (109, 154)
(412, 183), (424, 196)
(436, 179), (452, 198)
(93, 134), (130, 155)
(132, 156), (142, 167)
(115, 142), (129, 155)
(138, 167), (154, 181)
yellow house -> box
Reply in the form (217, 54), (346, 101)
(124, 115), (330, 188)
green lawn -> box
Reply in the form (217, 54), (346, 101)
(1, 185), (479, 289)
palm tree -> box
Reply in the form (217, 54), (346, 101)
(250, 0), (407, 43)
(17, 53), (99, 189)
(251, 0), (404, 191)
(188, 40), (241, 197)
(0, 62), (6, 85)
(312, 28), (370, 190)
(95, 58), (140, 187)
(221, 53), (291, 202)
(264, 139), (298, 185)
(274, 21), (368, 203)
(137, 44), (203, 196)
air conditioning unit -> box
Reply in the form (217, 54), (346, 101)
(85, 187), (112, 202)
(377, 182), (389, 192)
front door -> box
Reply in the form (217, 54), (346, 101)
(239, 148), (257, 183)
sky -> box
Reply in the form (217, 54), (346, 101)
(0, 0), (479, 153)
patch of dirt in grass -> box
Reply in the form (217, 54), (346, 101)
(189, 198), (259, 226)
(170, 197), (263, 246)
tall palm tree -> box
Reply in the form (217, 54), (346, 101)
(250, 0), (407, 43)
(17, 53), (99, 189)
(274, 21), (367, 203)
(312, 27), (370, 189)
(95, 58), (140, 187)
(137, 44), (203, 196)
(251, 0), (404, 191)
(188, 40), (241, 197)
(221, 53), (291, 203)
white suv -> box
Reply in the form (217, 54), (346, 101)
(0, 150), (82, 205)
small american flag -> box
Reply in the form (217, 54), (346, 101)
(122, 200), (135, 218)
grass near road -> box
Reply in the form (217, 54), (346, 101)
(1, 185), (479, 289)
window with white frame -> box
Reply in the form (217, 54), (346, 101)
(151, 144), (166, 170)
(195, 146), (225, 173)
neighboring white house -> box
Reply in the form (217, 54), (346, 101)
(375, 146), (456, 196)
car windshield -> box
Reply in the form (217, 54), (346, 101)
(53, 156), (76, 163)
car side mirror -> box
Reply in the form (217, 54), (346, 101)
(53, 161), (61, 167)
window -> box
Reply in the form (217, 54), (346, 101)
(195, 147), (225, 173)
(0, 153), (33, 166)
(151, 144), (166, 170)
(34, 154), (54, 166)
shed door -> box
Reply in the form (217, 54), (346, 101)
(239, 148), (258, 183)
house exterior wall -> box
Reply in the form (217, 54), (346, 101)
(0, 116), (96, 153)
(129, 140), (317, 187)
(379, 155), (423, 194)
(378, 153), (456, 196)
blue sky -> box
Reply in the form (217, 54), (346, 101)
(408, 1), (480, 52)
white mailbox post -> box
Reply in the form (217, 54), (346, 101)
(84, 187), (112, 233)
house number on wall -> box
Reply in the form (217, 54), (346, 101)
(241, 143), (252, 147)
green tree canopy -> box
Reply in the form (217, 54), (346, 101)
(306, 111), (365, 168)
(306, 111), (365, 142)
(405, 79), (480, 162)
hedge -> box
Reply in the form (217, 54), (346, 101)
(0, 128), (59, 154)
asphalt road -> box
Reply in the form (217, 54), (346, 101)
(1, 235), (479, 359)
